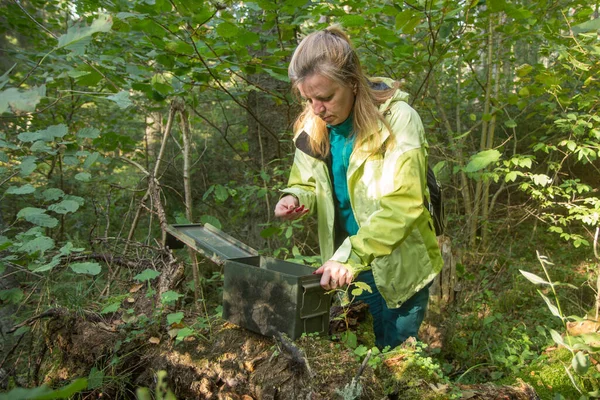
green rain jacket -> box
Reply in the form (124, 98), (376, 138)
(281, 83), (443, 308)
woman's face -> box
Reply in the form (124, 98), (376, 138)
(297, 73), (355, 126)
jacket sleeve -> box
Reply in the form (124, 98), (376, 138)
(330, 103), (429, 272)
(280, 148), (317, 213)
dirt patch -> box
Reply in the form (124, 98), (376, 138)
(138, 323), (385, 399)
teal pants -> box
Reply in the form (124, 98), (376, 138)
(354, 270), (431, 350)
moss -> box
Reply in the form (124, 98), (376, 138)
(379, 344), (460, 400)
(502, 347), (600, 399)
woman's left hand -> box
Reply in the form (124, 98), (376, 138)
(314, 261), (353, 290)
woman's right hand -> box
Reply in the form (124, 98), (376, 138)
(274, 195), (309, 220)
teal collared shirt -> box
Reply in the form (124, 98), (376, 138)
(329, 116), (359, 236)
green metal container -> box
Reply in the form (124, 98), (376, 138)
(166, 224), (331, 339)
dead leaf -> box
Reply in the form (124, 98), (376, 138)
(461, 390), (477, 399)
(97, 322), (117, 332)
(122, 314), (137, 324)
(149, 337), (160, 344)
(129, 283), (144, 293)
(127, 297), (135, 303)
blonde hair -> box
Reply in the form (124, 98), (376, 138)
(288, 26), (398, 157)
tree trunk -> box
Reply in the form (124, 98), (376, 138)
(179, 107), (201, 302)
(430, 236), (457, 307)
(125, 103), (177, 251)
(469, 16), (495, 248)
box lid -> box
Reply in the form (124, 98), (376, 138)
(166, 223), (258, 262)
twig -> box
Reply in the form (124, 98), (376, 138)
(355, 349), (372, 380)
(273, 331), (314, 377)
(0, 333), (25, 370)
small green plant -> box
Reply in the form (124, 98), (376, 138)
(136, 370), (177, 400)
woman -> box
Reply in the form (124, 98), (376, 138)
(274, 26), (443, 349)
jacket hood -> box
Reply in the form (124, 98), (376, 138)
(369, 77), (410, 112)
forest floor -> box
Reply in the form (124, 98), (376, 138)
(7, 289), (541, 400)
(2, 234), (598, 399)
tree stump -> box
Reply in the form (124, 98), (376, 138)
(430, 235), (457, 307)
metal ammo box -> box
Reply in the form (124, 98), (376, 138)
(166, 223), (331, 340)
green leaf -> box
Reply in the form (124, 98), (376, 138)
(0, 236), (12, 251)
(83, 152), (100, 169)
(395, 9), (415, 29)
(549, 328), (564, 347)
(30, 141), (53, 153)
(0, 85), (46, 114)
(167, 312), (184, 325)
(87, 367), (104, 390)
(134, 268), (160, 282)
(518, 87), (529, 97)
(19, 156), (37, 176)
(75, 172), (91, 182)
(572, 352), (590, 375)
(6, 184), (36, 195)
(19, 211), (58, 228)
(465, 149), (501, 172)
(339, 15), (366, 28)
(18, 235), (55, 255)
(42, 188), (65, 201)
(353, 281), (372, 293)
(572, 18), (600, 34)
(0, 288), (24, 304)
(32, 258), (60, 273)
(260, 226), (279, 239)
(519, 270), (550, 285)
(70, 262), (102, 275)
(175, 327), (194, 342)
(504, 120), (517, 128)
(515, 64), (533, 77)
(48, 200), (80, 215)
(505, 171), (518, 182)
(101, 303), (120, 314)
(0, 64), (14, 90)
(17, 208), (58, 228)
(64, 195), (85, 206)
(487, 0), (507, 12)
(38, 124), (69, 141)
(214, 185), (229, 202)
(237, 30), (260, 46)
(107, 91), (132, 109)
(539, 292), (561, 318)
(78, 127), (101, 139)
(402, 16), (422, 34)
(531, 174), (552, 186)
(57, 14), (113, 50)
(200, 215), (222, 229)
(35, 378), (88, 400)
(17, 207), (44, 219)
(341, 331), (358, 349)
(216, 21), (238, 38)
(161, 290), (183, 305)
